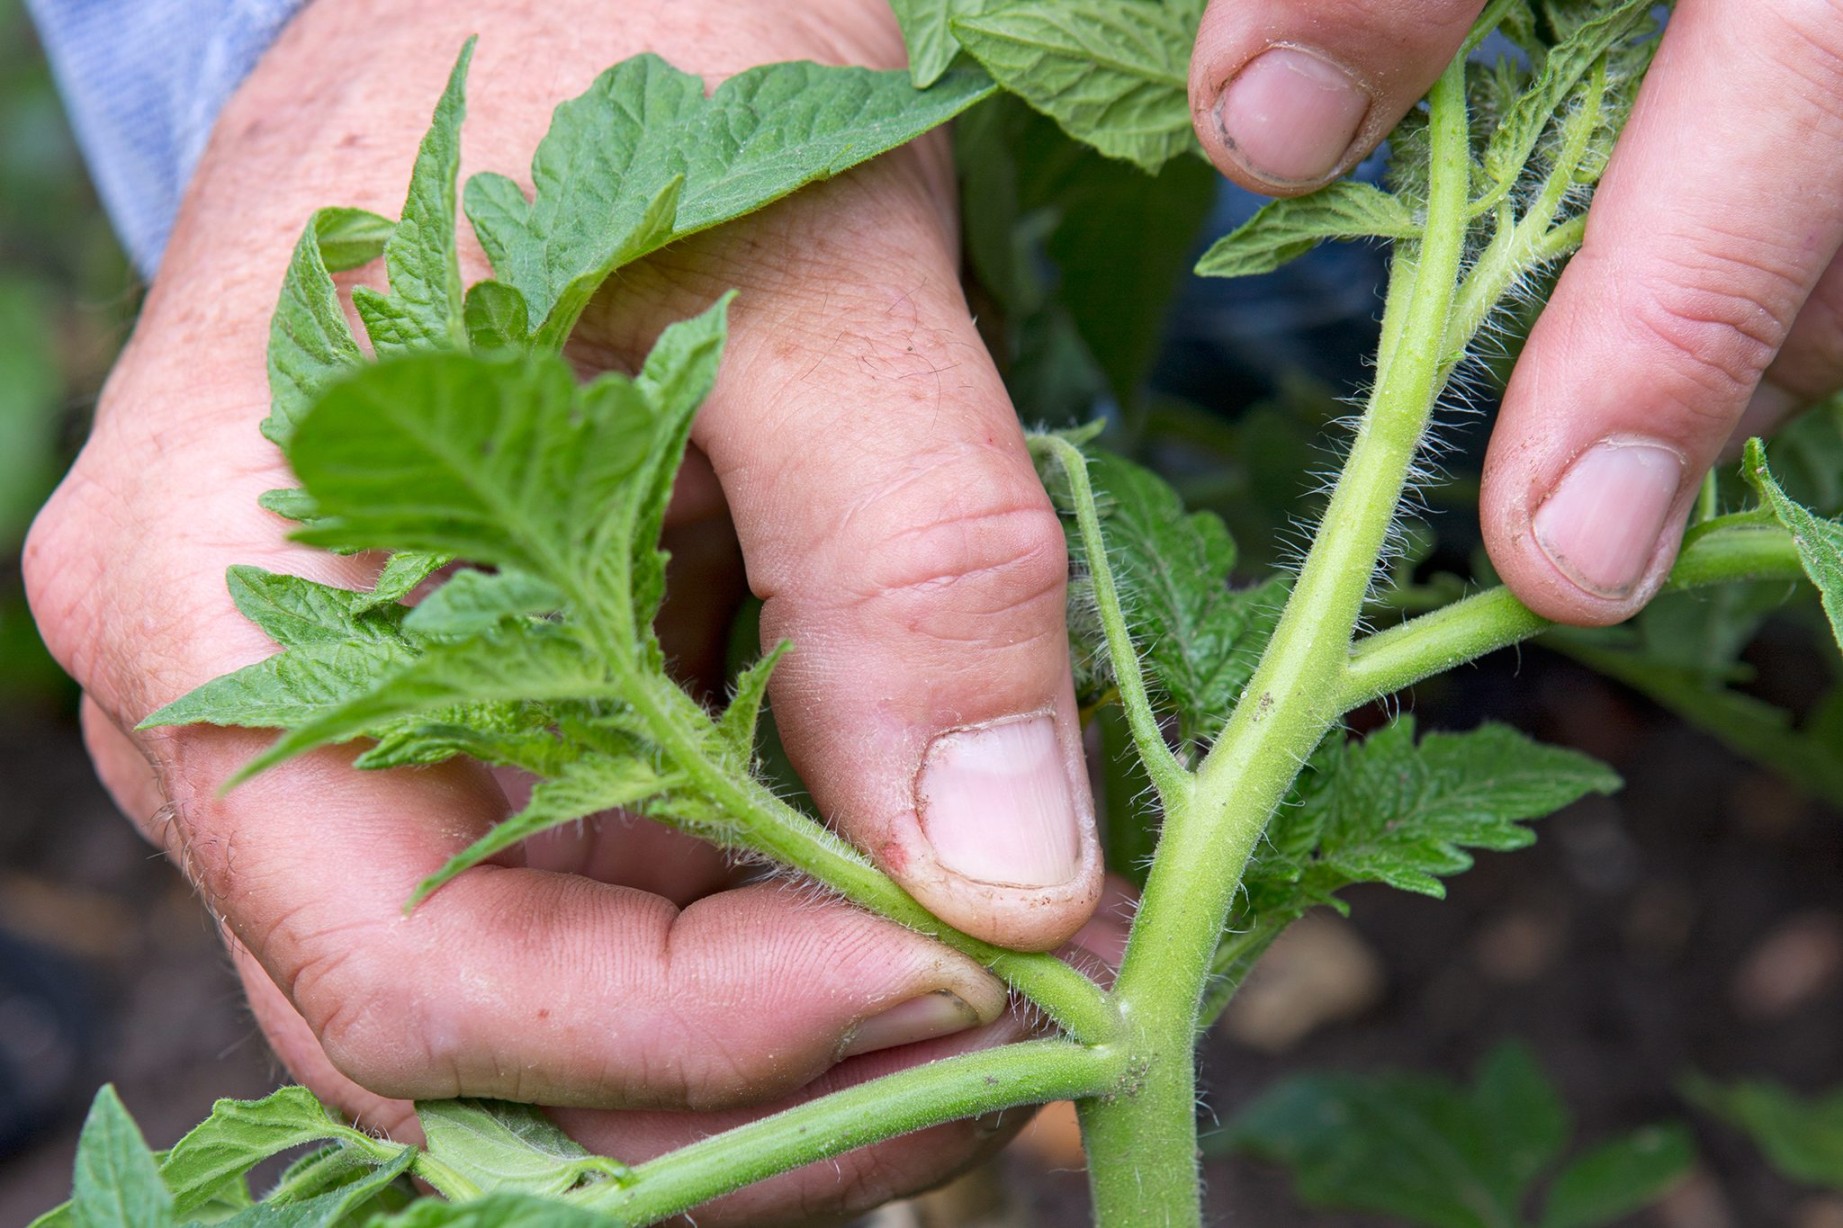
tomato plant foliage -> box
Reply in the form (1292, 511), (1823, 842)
(39, 1), (1843, 1225)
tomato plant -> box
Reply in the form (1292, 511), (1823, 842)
(32, 1), (1843, 1225)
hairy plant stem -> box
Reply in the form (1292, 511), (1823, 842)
(1339, 519), (1806, 709)
(1031, 433), (1191, 808)
(576, 1039), (1127, 1224)
(624, 664), (1119, 1041)
(1444, 61), (1605, 369)
(1076, 58), (1475, 1228)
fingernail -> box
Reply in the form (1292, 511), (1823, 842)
(1215, 47), (1370, 187)
(839, 991), (980, 1059)
(1533, 439), (1687, 599)
(917, 714), (1082, 888)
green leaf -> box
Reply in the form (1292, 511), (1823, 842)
(263, 210), (371, 448)
(1195, 182), (1419, 280)
(1224, 1043), (1571, 1228)
(1304, 719), (1620, 898)
(1474, 1040), (1575, 1201)
(953, 0), (1197, 172)
(463, 281), (532, 352)
(1221, 1045), (1690, 1228)
(1684, 1074), (1843, 1190)
(139, 637), (416, 732)
(1483, 0), (1655, 192)
(363, 551), (456, 609)
(283, 353), (641, 575)
(890, 0), (990, 86)
(70, 1087), (174, 1228)
(263, 1144), (394, 1205)
(1551, 632), (1843, 810)
(1045, 152), (1213, 408)
(1745, 437), (1843, 655)
(410, 751), (687, 905)
(415, 1100), (628, 1198)
(158, 1087), (402, 1219)
(464, 55), (993, 344)
(259, 488), (320, 523)
(714, 642), (789, 768)
(1762, 397), (1843, 515)
(354, 40), (474, 356)
(140, 570), (417, 732)
(232, 624), (603, 779)
(352, 712), (570, 775)
(483, 173), (682, 354)
(218, 1147), (414, 1227)
(167, 302), (733, 793)
(624, 299), (731, 633)
(308, 206), (395, 272)
(286, 297), (728, 647)
(958, 93), (1215, 409)
(1538, 1125), (1695, 1228)
(403, 569), (565, 637)
(226, 567), (411, 648)
(669, 64), (990, 235)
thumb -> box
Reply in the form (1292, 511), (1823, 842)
(1482, 0), (1843, 623)
(1189, 0), (1484, 193)
(607, 150), (1103, 952)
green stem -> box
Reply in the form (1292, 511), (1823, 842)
(1338, 520), (1805, 709)
(1031, 433), (1192, 807)
(1197, 921), (1287, 1030)
(1694, 469), (1721, 524)
(1669, 512), (1798, 588)
(1079, 55), (1476, 1228)
(1444, 62), (1603, 367)
(576, 1039), (1126, 1224)
(627, 671), (1118, 1041)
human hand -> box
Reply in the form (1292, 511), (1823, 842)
(1186, 0), (1843, 624)
(24, 0), (1104, 1219)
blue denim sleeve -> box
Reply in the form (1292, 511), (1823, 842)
(24, 0), (307, 278)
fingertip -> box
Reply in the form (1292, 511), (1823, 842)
(1195, 43), (1375, 194)
(900, 705), (1104, 953)
(1482, 430), (1699, 628)
(1188, 0), (1482, 195)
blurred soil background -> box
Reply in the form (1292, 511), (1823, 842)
(1, 4), (1840, 1225)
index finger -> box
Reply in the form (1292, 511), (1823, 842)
(1482, 0), (1843, 622)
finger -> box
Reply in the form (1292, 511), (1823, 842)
(1189, 0), (1484, 194)
(520, 803), (741, 906)
(1482, 0), (1843, 624)
(585, 153), (1104, 953)
(235, 927), (1029, 1227)
(228, 935), (420, 1139)
(1731, 248), (1843, 446)
(132, 723), (1008, 1109)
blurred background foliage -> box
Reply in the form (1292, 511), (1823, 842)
(0, 0), (135, 706)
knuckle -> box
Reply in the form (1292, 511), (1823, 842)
(847, 480), (1068, 644)
(1622, 255), (1795, 414)
(292, 940), (450, 1097)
